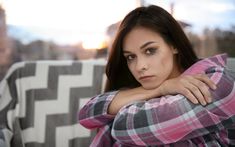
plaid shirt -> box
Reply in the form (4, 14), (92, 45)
(79, 54), (235, 147)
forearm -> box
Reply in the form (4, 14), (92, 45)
(108, 87), (162, 115)
(79, 87), (161, 128)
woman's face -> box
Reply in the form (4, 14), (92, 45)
(123, 27), (181, 90)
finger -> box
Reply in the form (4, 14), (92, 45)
(186, 83), (207, 106)
(194, 74), (217, 90)
(189, 78), (212, 103)
(177, 76), (206, 105)
(180, 88), (199, 104)
(196, 81), (212, 103)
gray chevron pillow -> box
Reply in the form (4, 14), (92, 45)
(0, 59), (106, 147)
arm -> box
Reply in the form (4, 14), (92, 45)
(79, 77), (211, 129)
(111, 67), (235, 146)
(79, 72), (215, 129)
(108, 87), (162, 115)
(109, 74), (215, 115)
(78, 87), (162, 129)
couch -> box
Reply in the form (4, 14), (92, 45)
(0, 58), (234, 147)
(0, 59), (106, 147)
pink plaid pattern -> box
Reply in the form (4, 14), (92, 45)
(79, 54), (235, 146)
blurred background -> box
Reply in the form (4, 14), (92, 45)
(0, 0), (235, 80)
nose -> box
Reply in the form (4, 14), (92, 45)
(136, 58), (148, 73)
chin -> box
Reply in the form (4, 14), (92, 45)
(142, 83), (160, 90)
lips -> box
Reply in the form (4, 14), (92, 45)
(139, 75), (155, 81)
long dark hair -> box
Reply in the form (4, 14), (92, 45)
(105, 5), (198, 92)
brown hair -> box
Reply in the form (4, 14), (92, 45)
(105, 5), (198, 92)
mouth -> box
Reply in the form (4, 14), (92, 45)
(139, 75), (155, 81)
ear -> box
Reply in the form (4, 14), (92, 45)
(172, 48), (178, 54)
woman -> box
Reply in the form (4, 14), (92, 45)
(79, 5), (235, 146)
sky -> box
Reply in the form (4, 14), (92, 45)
(1, 0), (235, 46)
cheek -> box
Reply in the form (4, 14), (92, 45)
(155, 55), (174, 74)
(128, 63), (137, 77)
(161, 52), (174, 65)
(161, 55), (175, 74)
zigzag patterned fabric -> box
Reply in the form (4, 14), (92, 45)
(0, 59), (106, 147)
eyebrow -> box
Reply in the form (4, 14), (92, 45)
(123, 41), (156, 54)
(140, 41), (156, 49)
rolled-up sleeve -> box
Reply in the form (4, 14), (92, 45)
(78, 91), (118, 129)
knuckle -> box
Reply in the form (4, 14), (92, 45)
(182, 89), (190, 95)
(198, 82), (206, 88)
(191, 86), (198, 91)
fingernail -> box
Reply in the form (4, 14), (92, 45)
(202, 101), (207, 106)
(208, 98), (212, 103)
(213, 85), (217, 90)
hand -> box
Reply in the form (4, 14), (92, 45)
(159, 74), (217, 105)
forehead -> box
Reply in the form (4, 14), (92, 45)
(123, 27), (164, 51)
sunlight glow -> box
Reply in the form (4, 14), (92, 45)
(3, 0), (137, 44)
(82, 35), (108, 50)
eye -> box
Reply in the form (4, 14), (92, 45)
(145, 47), (157, 55)
(125, 54), (135, 62)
